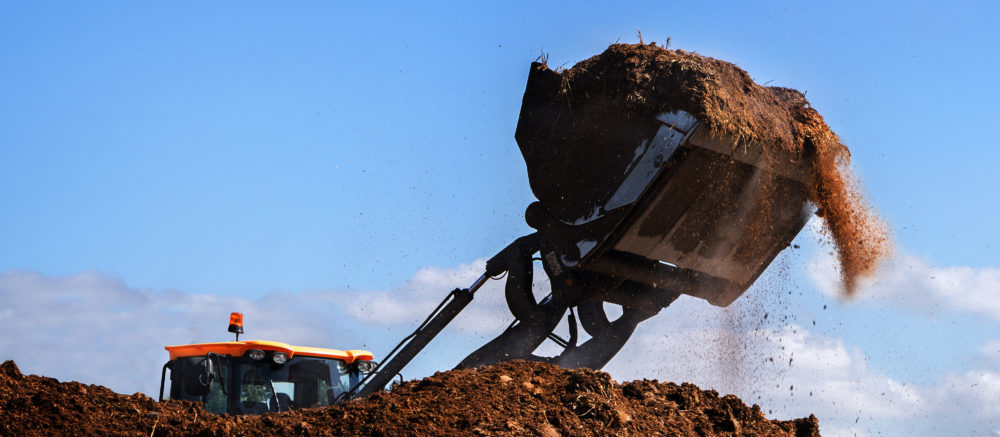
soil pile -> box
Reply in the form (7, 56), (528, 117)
(552, 42), (889, 295)
(0, 360), (819, 436)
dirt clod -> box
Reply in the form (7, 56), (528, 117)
(0, 360), (819, 436)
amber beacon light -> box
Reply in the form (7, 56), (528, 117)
(228, 312), (244, 340)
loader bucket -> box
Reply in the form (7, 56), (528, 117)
(515, 62), (812, 307)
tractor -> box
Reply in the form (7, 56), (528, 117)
(159, 60), (812, 413)
(159, 313), (376, 414)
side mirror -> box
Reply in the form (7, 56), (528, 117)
(183, 356), (215, 396)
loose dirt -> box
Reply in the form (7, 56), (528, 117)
(552, 42), (890, 295)
(1, 360), (819, 436)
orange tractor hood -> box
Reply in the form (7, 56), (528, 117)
(165, 340), (373, 363)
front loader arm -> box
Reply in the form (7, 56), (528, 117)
(348, 236), (540, 399)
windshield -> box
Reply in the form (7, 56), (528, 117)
(173, 354), (362, 415)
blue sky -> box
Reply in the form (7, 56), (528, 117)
(2, 2), (999, 436)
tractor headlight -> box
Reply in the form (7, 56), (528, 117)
(247, 349), (265, 361)
(356, 360), (377, 373)
(272, 352), (288, 364)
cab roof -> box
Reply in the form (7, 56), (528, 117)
(165, 340), (374, 363)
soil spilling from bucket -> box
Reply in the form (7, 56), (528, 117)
(0, 360), (819, 436)
(551, 42), (889, 295)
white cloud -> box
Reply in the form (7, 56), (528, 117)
(981, 339), (1000, 362)
(341, 259), (513, 334)
(1, 264), (998, 436)
(596, 272), (1000, 437)
(808, 248), (1000, 323)
(608, 309), (999, 435)
(0, 266), (519, 397)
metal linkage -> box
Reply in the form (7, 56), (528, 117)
(349, 274), (487, 398)
(350, 233), (685, 398)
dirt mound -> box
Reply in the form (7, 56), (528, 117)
(553, 42), (890, 295)
(1, 360), (819, 436)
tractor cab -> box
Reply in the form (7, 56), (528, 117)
(159, 313), (375, 415)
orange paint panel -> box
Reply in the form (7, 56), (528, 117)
(165, 340), (374, 363)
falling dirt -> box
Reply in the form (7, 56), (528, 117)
(0, 360), (820, 436)
(551, 42), (890, 295)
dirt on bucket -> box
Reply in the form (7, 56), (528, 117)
(550, 42), (890, 295)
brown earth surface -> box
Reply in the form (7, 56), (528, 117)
(553, 42), (890, 295)
(1, 360), (819, 436)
